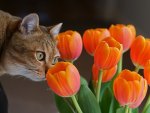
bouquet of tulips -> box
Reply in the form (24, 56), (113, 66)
(46, 24), (150, 113)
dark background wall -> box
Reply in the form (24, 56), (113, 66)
(0, 0), (150, 113)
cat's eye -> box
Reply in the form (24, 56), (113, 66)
(36, 51), (45, 61)
(52, 56), (59, 65)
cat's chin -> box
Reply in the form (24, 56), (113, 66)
(4, 66), (46, 82)
(25, 75), (46, 82)
(2, 62), (46, 82)
(9, 73), (46, 82)
(26, 77), (46, 82)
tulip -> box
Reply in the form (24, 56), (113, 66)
(46, 62), (80, 97)
(109, 24), (136, 52)
(92, 64), (117, 85)
(83, 28), (110, 55)
(113, 69), (148, 108)
(94, 37), (123, 70)
(130, 35), (150, 68)
(144, 60), (150, 85)
(57, 30), (82, 62)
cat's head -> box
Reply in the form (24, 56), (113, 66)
(2, 13), (62, 81)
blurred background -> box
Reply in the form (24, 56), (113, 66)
(0, 0), (150, 113)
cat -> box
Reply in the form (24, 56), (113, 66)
(0, 10), (62, 81)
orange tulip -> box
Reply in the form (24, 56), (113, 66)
(113, 69), (148, 108)
(57, 30), (82, 62)
(130, 35), (150, 68)
(92, 64), (117, 85)
(94, 37), (123, 70)
(46, 62), (80, 97)
(109, 24), (136, 52)
(144, 60), (150, 85)
(83, 28), (110, 55)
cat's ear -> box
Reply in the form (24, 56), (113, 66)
(20, 13), (39, 34)
(49, 23), (63, 38)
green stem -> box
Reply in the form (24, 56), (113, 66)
(134, 65), (140, 73)
(129, 108), (132, 113)
(125, 105), (129, 113)
(112, 55), (123, 82)
(117, 55), (123, 74)
(96, 69), (103, 103)
(142, 95), (150, 113)
(71, 95), (83, 113)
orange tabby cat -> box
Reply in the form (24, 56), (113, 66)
(0, 10), (62, 81)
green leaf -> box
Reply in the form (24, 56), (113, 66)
(143, 104), (150, 113)
(109, 96), (120, 113)
(80, 76), (88, 86)
(54, 94), (75, 113)
(100, 86), (119, 113)
(116, 107), (125, 113)
(116, 107), (138, 113)
(100, 87), (112, 113)
(132, 108), (139, 113)
(100, 82), (110, 101)
(88, 79), (96, 95)
(78, 85), (101, 113)
(142, 96), (150, 113)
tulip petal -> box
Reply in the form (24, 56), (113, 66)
(47, 62), (68, 74)
(128, 80), (141, 107)
(47, 72), (64, 96)
(113, 69), (148, 108)
(114, 78), (131, 106)
(102, 65), (117, 82)
(127, 25), (136, 38)
(66, 64), (80, 94)
(83, 29), (110, 55)
(109, 24), (136, 51)
(144, 60), (150, 85)
(46, 62), (80, 97)
(92, 64), (117, 83)
(130, 79), (147, 108)
(130, 36), (146, 67)
(138, 39), (150, 66)
(94, 41), (110, 69)
(57, 30), (82, 61)
(109, 25), (123, 45)
(70, 32), (82, 60)
(103, 37), (122, 69)
(120, 70), (140, 81)
(94, 37), (122, 70)
(104, 47), (120, 69)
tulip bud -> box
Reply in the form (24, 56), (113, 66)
(113, 69), (147, 108)
(144, 60), (150, 85)
(94, 37), (122, 70)
(46, 62), (80, 97)
(109, 24), (136, 52)
(130, 35), (150, 68)
(83, 28), (110, 55)
(57, 30), (82, 62)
